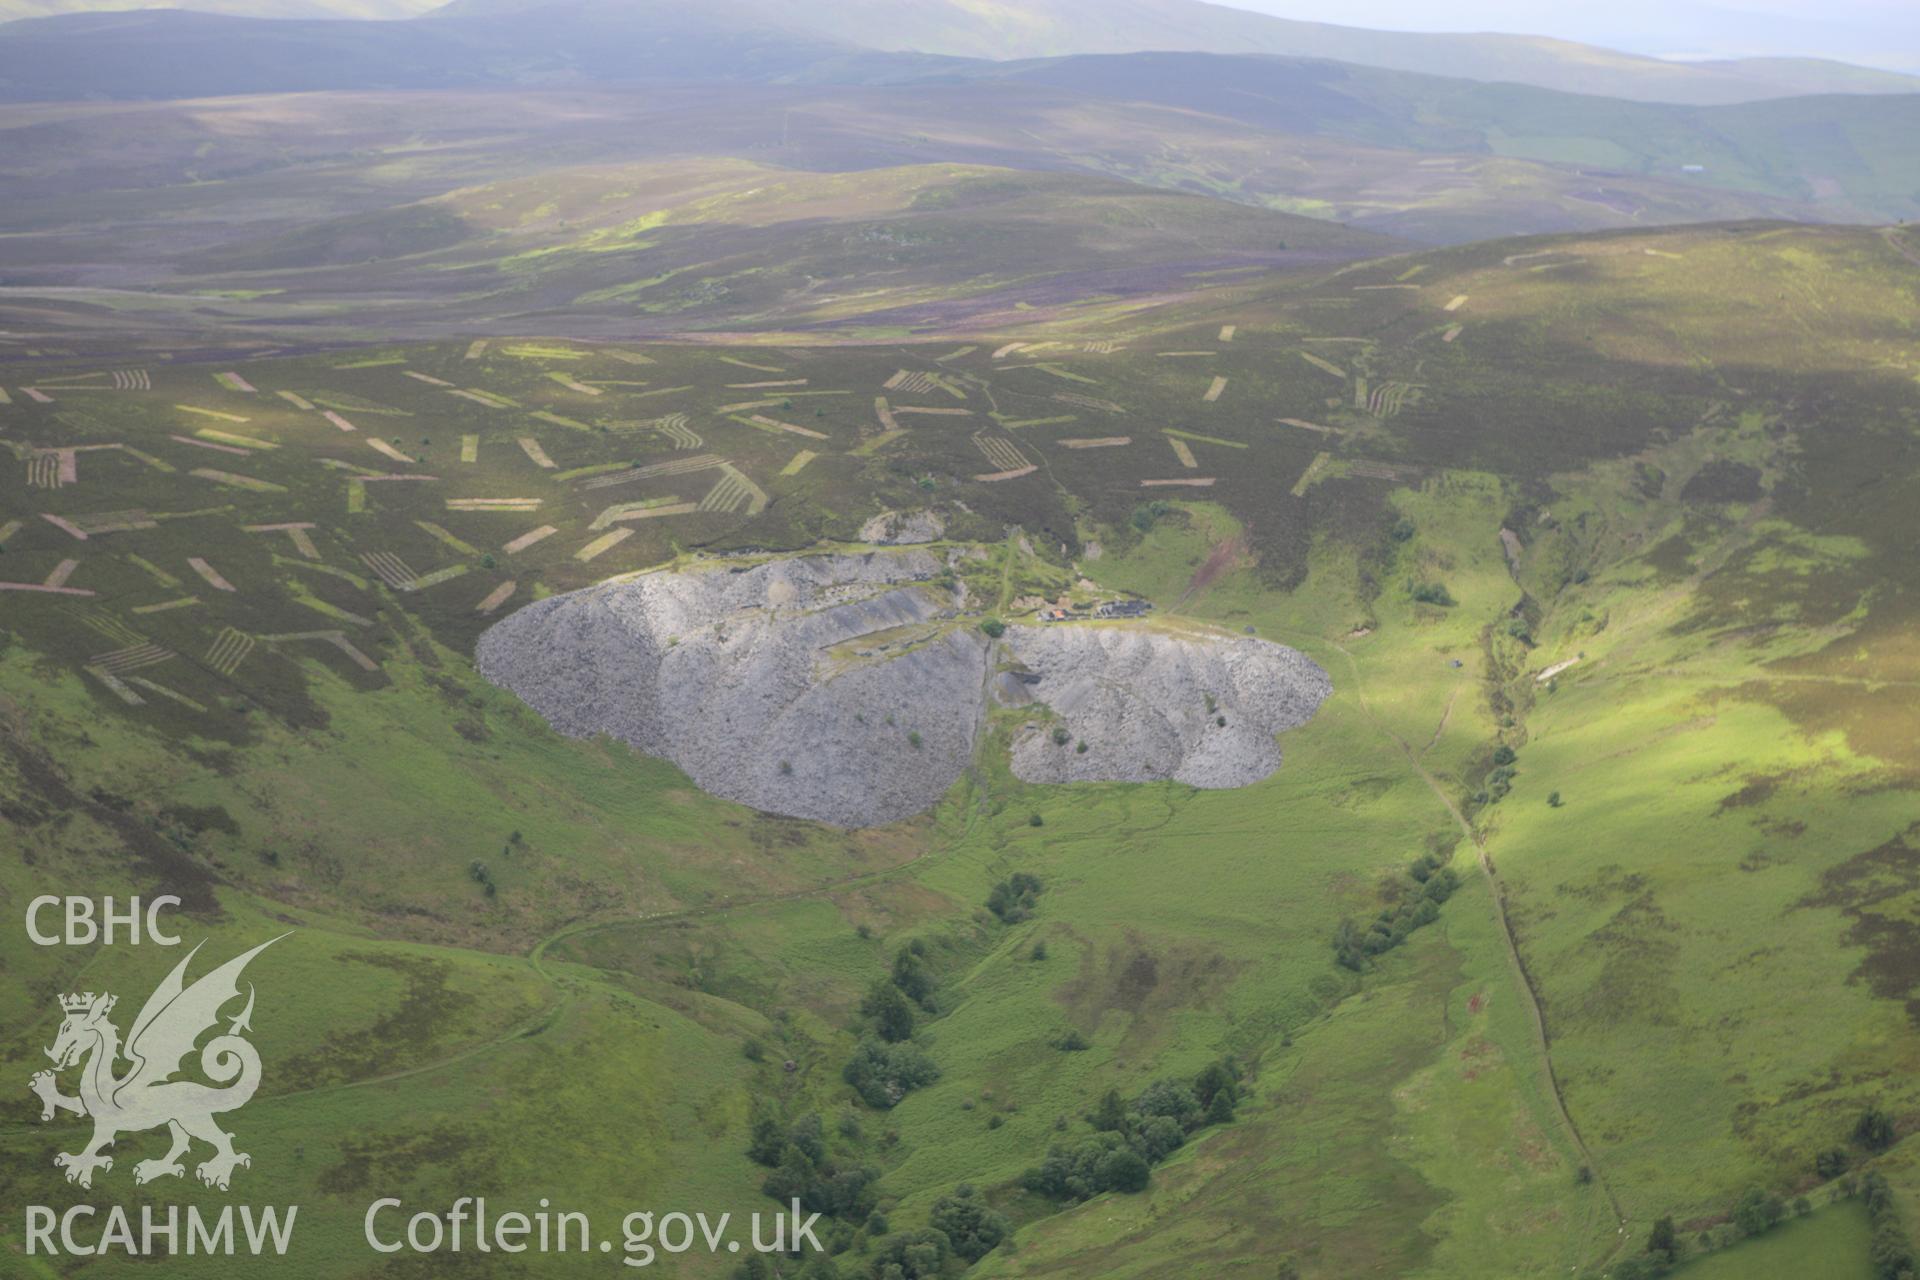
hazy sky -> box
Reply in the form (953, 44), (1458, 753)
(1227, 0), (1920, 70)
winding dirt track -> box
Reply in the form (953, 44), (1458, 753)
(1304, 634), (1631, 1271)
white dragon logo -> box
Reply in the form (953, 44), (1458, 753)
(29, 936), (285, 1191)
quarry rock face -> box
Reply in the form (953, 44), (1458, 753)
(477, 552), (1331, 827)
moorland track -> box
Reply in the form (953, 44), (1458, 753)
(1421, 685), (1460, 756)
(1288, 631), (1632, 1270)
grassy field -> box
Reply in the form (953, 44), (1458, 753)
(2, 217), (1918, 1277)
(1671, 1199), (1875, 1280)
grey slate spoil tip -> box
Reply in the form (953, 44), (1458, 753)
(476, 552), (1332, 827)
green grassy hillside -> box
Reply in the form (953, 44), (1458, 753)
(3, 220), (1919, 1278)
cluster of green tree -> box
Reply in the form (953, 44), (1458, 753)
(733, 1252), (843, 1279)
(1731, 1185), (1789, 1238)
(467, 859), (497, 898)
(1475, 744), (1520, 807)
(731, 1228), (967, 1280)
(1129, 500), (1174, 533)
(1842, 1109), (1913, 1280)
(734, 897), (1056, 1278)
(735, 1122), (1015, 1279)
(927, 1186), (1011, 1265)
(748, 1114), (883, 1223)
(865, 1230), (950, 1279)
(842, 935), (967, 1106)
(1591, 1215), (1688, 1280)
(844, 945), (943, 1108)
(1021, 1059), (1241, 1203)
(735, 956), (980, 1276)
(737, 942), (941, 1224)
(986, 873), (1044, 924)
(858, 941), (945, 1043)
(1859, 1106), (1898, 1154)
(1865, 1171), (1916, 1280)
(1815, 1107), (1895, 1184)
(1331, 850), (1460, 971)
(1409, 580), (1455, 607)
(843, 1040), (941, 1110)
(731, 1108), (895, 1280)
(859, 982), (917, 1044)
(890, 942), (940, 1010)
(759, 1185), (1008, 1279)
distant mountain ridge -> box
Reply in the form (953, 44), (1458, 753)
(432, 0), (1920, 103)
(4, 0), (1918, 105)
(0, 0), (439, 16)
(1, 11), (1916, 231)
